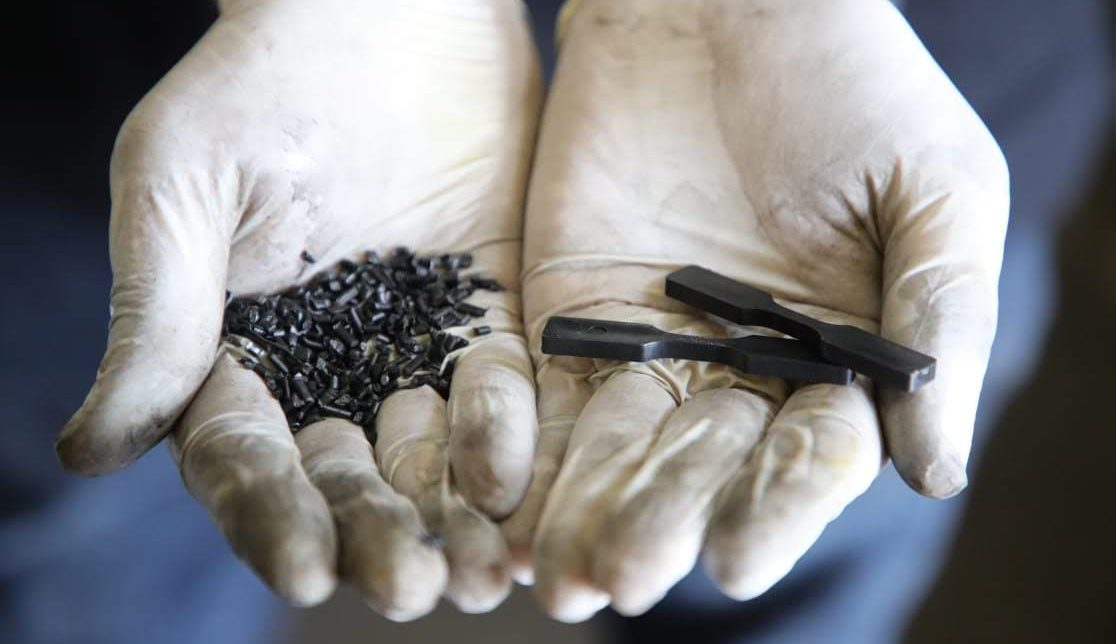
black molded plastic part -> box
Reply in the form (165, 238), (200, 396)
(542, 317), (854, 385)
(665, 266), (936, 391)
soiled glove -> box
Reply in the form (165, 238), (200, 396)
(56, 0), (540, 618)
(503, 0), (1009, 621)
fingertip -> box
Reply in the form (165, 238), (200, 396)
(702, 549), (783, 603)
(610, 594), (660, 618)
(447, 561), (513, 614)
(603, 571), (662, 617)
(359, 542), (448, 622)
(377, 600), (438, 624)
(448, 545), (512, 614)
(283, 570), (337, 608)
(442, 527), (513, 614)
(881, 383), (975, 500)
(439, 499), (515, 614)
(895, 452), (968, 499)
(57, 346), (214, 476)
(709, 574), (775, 603)
(54, 425), (105, 476)
(510, 561), (535, 586)
(590, 532), (699, 618)
(54, 411), (156, 476)
(533, 573), (609, 623)
(534, 538), (609, 622)
(268, 538), (339, 607)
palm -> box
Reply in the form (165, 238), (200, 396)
(117, 1), (533, 296)
(511, 0), (1007, 621)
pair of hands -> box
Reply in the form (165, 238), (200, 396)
(57, 0), (1008, 623)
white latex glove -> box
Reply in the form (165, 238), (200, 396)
(503, 0), (1009, 621)
(56, 0), (541, 618)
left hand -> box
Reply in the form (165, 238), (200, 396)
(56, 0), (541, 617)
(503, 0), (1009, 620)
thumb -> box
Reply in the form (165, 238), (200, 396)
(56, 128), (232, 475)
(879, 141), (1010, 498)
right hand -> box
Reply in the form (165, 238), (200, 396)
(506, 0), (1008, 620)
(56, 0), (541, 619)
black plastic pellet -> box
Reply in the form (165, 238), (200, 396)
(443, 335), (469, 354)
(455, 302), (486, 318)
(292, 373), (312, 400)
(319, 403), (353, 419)
(349, 309), (364, 333)
(336, 287), (359, 306)
(474, 326), (492, 336)
(270, 353), (290, 374)
(369, 265), (391, 286)
(401, 355), (424, 378)
(470, 277), (504, 292)
(334, 325), (358, 348)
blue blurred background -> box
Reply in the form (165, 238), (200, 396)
(2, 1), (1112, 643)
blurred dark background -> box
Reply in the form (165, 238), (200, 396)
(1, 1), (1112, 643)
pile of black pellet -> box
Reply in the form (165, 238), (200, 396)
(222, 248), (501, 438)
